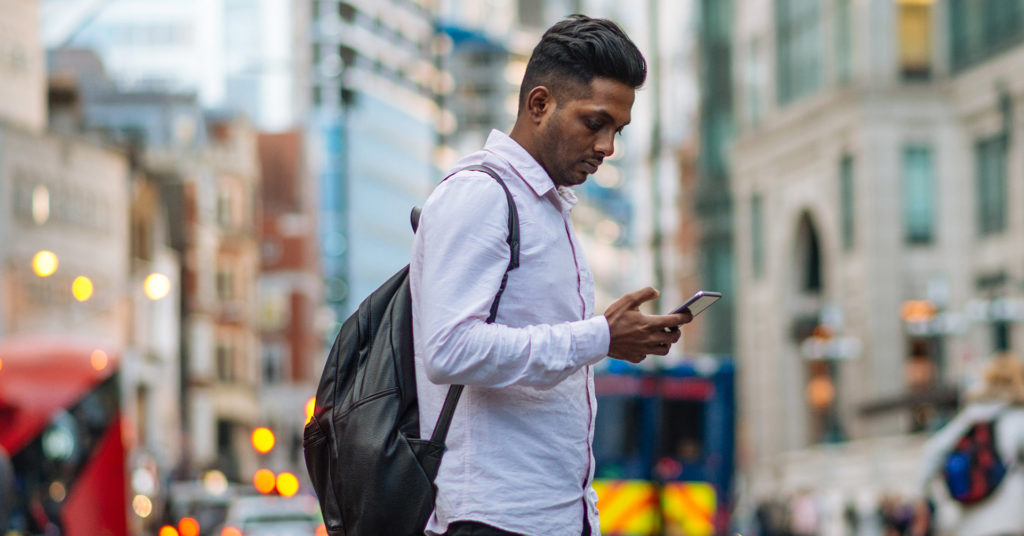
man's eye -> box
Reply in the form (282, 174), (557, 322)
(586, 120), (602, 131)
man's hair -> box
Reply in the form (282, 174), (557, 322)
(518, 14), (647, 112)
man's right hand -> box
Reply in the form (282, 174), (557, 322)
(604, 287), (691, 363)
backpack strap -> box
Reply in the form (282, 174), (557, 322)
(427, 164), (520, 445)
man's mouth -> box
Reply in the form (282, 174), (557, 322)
(581, 159), (601, 174)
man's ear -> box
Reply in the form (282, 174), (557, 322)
(525, 86), (554, 123)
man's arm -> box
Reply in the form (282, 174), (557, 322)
(413, 173), (609, 390)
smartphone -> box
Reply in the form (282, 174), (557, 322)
(670, 290), (723, 318)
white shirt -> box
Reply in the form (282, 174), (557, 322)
(411, 130), (611, 535)
(918, 401), (1024, 535)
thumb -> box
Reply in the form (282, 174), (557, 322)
(623, 287), (659, 309)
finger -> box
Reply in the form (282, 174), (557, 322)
(649, 313), (690, 328)
(622, 287), (659, 309)
(649, 343), (671, 356)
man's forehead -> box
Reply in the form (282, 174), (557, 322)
(575, 78), (634, 123)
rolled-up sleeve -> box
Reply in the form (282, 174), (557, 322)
(411, 173), (610, 390)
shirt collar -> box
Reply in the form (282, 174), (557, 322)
(483, 129), (556, 199)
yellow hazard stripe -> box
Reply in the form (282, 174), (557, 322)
(594, 480), (660, 536)
(662, 482), (715, 536)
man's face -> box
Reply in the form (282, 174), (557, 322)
(534, 77), (635, 188)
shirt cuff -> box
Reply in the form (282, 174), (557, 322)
(569, 315), (611, 367)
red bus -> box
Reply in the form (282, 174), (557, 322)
(0, 338), (128, 536)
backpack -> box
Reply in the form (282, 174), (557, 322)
(302, 165), (519, 536)
(942, 416), (1008, 505)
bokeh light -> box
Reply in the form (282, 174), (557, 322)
(158, 526), (179, 536)
(132, 495), (153, 518)
(90, 349), (108, 371)
(72, 276), (93, 302)
(178, 517), (200, 536)
(253, 468), (276, 494)
(275, 472), (299, 497)
(32, 250), (58, 277)
(144, 272), (171, 300)
(305, 397), (315, 425)
(251, 426), (275, 454)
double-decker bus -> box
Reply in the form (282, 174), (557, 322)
(0, 337), (128, 535)
(592, 357), (735, 536)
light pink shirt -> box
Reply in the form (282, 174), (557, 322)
(411, 130), (611, 535)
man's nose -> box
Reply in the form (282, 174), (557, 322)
(595, 131), (615, 157)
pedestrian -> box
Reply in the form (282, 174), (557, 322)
(915, 352), (1024, 536)
(411, 14), (691, 536)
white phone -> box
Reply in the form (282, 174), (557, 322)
(670, 290), (723, 318)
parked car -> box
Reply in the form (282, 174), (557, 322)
(217, 494), (325, 536)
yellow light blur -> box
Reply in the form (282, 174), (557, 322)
(132, 495), (153, 518)
(305, 397), (315, 425)
(144, 273), (171, 300)
(253, 468), (276, 494)
(251, 427), (275, 454)
(276, 472), (300, 497)
(32, 250), (58, 277)
(178, 517), (200, 536)
(72, 276), (94, 302)
(158, 526), (180, 536)
(90, 349), (109, 371)
(221, 527), (242, 536)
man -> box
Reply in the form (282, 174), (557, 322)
(411, 14), (690, 536)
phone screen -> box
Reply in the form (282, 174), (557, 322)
(671, 291), (722, 317)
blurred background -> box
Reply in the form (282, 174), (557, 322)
(1, 0), (1022, 534)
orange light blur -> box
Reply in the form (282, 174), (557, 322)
(305, 397), (315, 425)
(251, 426), (275, 454)
(158, 526), (179, 536)
(0, 358), (4, 373)
(901, 299), (937, 323)
(316, 524), (328, 536)
(220, 527), (242, 536)
(178, 517), (200, 536)
(90, 349), (108, 371)
(276, 472), (300, 497)
(253, 468), (276, 494)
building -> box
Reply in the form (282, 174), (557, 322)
(307, 0), (441, 330)
(721, 0), (1024, 519)
(42, 0), (307, 131)
(256, 129), (323, 476)
(49, 48), (265, 485)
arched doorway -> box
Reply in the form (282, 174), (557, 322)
(790, 212), (844, 443)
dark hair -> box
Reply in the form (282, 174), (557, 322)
(519, 14), (647, 112)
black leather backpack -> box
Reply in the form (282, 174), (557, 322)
(303, 165), (519, 535)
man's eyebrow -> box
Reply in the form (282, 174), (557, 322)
(591, 109), (630, 128)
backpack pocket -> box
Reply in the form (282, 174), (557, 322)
(303, 418), (346, 535)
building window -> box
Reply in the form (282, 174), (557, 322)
(835, 0), (853, 84)
(746, 38), (764, 127)
(839, 155), (855, 251)
(775, 0), (823, 105)
(976, 135), (1007, 236)
(951, 0), (1024, 71)
(903, 146), (934, 244)
(216, 344), (234, 382)
(216, 270), (234, 300)
(263, 343), (286, 385)
(751, 193), (764, 278)
(898, 0), (933, 80)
